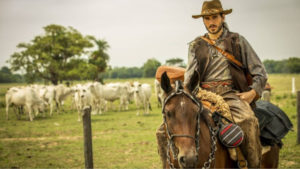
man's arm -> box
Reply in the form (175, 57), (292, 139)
(238, 35), (268, 101)
(184, 40), (200, 92)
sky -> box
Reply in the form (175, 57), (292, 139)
(0, 0), (300, 69)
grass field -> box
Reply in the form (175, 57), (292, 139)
(0, 74), (300, 168)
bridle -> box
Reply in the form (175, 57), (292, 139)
(162, 85), (218, 169)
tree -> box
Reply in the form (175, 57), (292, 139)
(0, 66), (24, 83)
(8, 24), (94, 84)
(88, 36), (110, 81)
(142, 58), (161, 77)
(287, 57), (300, 73)
(165, 58), (186, 67)
(263, 58), (300, 73)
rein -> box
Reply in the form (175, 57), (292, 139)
(162, 88), (218, 169)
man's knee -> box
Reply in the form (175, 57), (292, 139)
(237, 116), (259, 130)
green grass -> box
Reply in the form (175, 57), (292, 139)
(0, 75), (300, 168)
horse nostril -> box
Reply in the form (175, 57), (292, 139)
(179, 156), (186, 166)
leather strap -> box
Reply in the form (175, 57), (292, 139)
(236, 147), (248, 169)
(200, 36), (243, 68)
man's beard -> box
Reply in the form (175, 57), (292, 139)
(206, 22), (223, 34)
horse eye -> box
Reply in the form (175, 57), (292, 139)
(166, 111), (172, 118)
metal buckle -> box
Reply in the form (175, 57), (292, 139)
(237, 160), (248, 169)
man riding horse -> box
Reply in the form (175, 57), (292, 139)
(156, 0), (267, 168)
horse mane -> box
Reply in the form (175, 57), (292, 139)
(201, 107), (215, 128)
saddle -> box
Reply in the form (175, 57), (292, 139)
(155, 66), (185, 84)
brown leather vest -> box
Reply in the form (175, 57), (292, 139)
(193, 31), (251, 93)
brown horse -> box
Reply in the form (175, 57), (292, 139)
(160, 72), (280, 168)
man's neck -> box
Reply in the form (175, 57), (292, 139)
(208, 28), (224, 41)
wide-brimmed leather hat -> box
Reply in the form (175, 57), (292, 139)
(192, 0), (232, 19)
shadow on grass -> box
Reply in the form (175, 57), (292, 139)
(137, 113), (160, 117)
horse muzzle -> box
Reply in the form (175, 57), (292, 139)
(178, 151), (198, 168)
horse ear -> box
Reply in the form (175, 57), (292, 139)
(161, 72), (172, 94)
(186, 70), (199, 93)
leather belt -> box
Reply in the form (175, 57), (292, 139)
(201, 80), (233, 89)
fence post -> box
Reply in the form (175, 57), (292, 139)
(297, 91), (300, 144)
(292, 77), (296, 94)
(82, 106), (94, 169)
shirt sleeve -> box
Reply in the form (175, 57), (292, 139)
(239, 35), (268, 97)
(184, 41), (199, 89)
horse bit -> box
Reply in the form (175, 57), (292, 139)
(162, 84), (218, 169)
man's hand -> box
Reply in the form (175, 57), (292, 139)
(236, 89), (257, 104)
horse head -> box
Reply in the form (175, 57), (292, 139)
(160, 71), (203, 168)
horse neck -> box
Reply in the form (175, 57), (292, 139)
(198, 111), (215, 165)
(197, 110), (234, 168)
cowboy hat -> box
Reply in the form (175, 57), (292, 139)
(192, 0), (232, 19)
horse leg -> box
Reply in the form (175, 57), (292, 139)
(261, 144), (280, 168)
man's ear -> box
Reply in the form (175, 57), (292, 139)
(161, 72), (172, 94)
(186, 71), (199, 93)
(221, 13), (225, 20)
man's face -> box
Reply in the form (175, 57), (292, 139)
(203, 14), (224, 34)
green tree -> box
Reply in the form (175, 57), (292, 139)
(287, 57), (300, 73)
(64, 59), (97, 81)
(142, 58), (161, 77)
(165, 58), (186, 67)
(88, 37), (110, 81)
(0, 66), (24, 83)
(8, 24), (93, 84)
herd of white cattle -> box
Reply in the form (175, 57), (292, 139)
(5, 80), (164, 122)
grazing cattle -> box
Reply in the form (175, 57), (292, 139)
(133, 82), (152, 115)
(154, 79), (164, 108)
(5, 87), (47, 121)
(55, 84), (75, 113)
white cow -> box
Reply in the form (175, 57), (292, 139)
(154, 79), (164, 108)
(87, 82), (105, 114)
(73, 84), (93, 121)
(5, 87), (47, 121)
(55, 84), (75, 113)
(101, 84), (122, 111)
(133, 82), (152, 115)
(106, 82), (134, 111)
(38, 85), (56, 116)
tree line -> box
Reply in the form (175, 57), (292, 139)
(263, 57), (300, 73)
(0, 57), (184, 82)
(1, 23), (299, 84)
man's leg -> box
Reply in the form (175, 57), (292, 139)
(223, 92), (262, 168)
(156, 123), (168, 168)
(238, 116), (262, 168)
